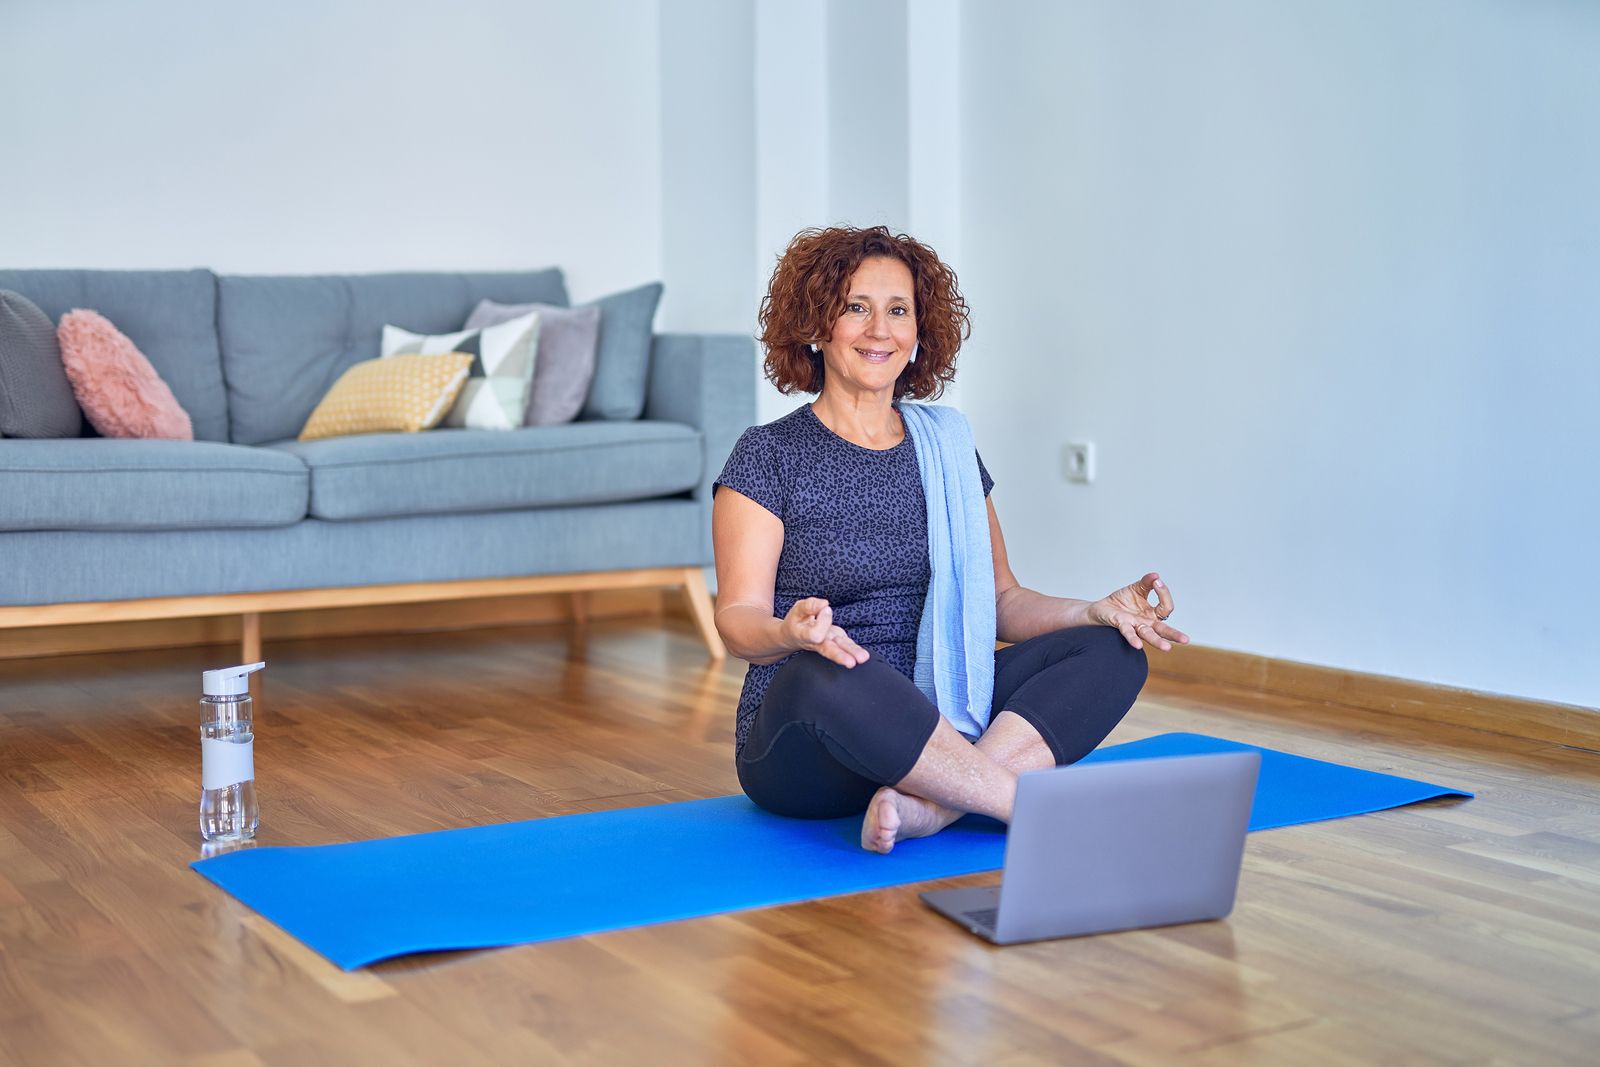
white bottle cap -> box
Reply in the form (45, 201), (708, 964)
(203, 661), (266, 697)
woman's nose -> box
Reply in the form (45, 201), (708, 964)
(865, 309), (891, 338)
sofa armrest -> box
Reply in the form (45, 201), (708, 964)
(644, 333), (756, 555)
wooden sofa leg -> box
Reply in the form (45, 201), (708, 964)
(241, 612), (262, 664)
(679, 568), (726, 660)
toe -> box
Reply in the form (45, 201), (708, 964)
(862, 790), (902, 854)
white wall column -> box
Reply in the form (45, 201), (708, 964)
(659, 0), (757, 334)
(907, 0), (964, 407)
(754, 0), (830, 424)
(824, 0), (910, 231)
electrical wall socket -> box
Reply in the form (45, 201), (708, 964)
(1063, 442), (1095, 483)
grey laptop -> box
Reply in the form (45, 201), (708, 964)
(921, 750), (1260, 944)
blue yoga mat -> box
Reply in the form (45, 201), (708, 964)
(192, 732), (1470, 969)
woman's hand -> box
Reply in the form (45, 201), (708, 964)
(1087, 572), (1191, 652)
(781, 597), (870, 668)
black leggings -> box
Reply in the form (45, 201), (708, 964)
(737, 626), (1149, 819)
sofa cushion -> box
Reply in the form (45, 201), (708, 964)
(0, 498), (707, 606)
(0, 439), (308, 532)
(0, 290), (82, 439)
(0, 270), (227, 442)
(218, 270), (570, 446)
(267, 420), (702, 522)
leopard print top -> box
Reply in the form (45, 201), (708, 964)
(713, 404), (992, 753)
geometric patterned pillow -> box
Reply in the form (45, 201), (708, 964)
(380, 310), (540, 431)
(464, 299), (601, 426)
(298, 353), (473, 442)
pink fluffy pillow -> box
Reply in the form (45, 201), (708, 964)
(57, 309), (193, 440)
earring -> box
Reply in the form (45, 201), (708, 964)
(909, 344), (919, 364)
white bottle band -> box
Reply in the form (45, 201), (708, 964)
(202, 737), (255, 790)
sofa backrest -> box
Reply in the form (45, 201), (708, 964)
(0, 269), (229, 442)
(217, 270), (570, 445)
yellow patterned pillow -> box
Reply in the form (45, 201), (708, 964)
(299, 353), (473, 441)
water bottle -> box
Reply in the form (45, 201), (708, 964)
(199, 661), (265, 842)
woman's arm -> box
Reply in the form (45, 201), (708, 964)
(988, 498), (1189, 652)
(712, 488), (870, 667)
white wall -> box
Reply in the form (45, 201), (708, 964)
(957, 0), (1600, 708)
(752, 0), (918, 425)
(0, 0), (662, 304)
(825, 0), (910, 230)
(753, 2), (829, 425)
(7, 0), (1592, 706)
(660, 0), (755, 334)
(907, 0), (965, 410)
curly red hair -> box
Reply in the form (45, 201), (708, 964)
(758, 226), (970, 400)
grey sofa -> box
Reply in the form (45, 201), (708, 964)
(0, 268), (752, 658)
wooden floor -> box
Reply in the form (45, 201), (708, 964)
(1, 620), (1596, 1066)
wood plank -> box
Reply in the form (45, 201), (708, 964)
(1147, 643), (1598, 748)
(0, 588), (664, 660)
(0, 568), (692, 627)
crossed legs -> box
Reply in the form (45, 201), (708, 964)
(860, 709), (1053, 852)
(736, 627), (1149, 851)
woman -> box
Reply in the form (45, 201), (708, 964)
(712, 225), (1188, 853)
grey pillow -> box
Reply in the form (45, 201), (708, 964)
(581, 282), (663, 421)
(465, 300), (603, 426)
(0, 290), (83, 438)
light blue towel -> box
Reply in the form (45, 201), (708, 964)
(900, 403), (996, 738)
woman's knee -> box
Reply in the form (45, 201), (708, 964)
(737, 721), (880, 820)
(765, 651), (848, 720)
(765, 652), (887, 733)
(764, 651), (936, 757)
(767, 650), (834, 695)
(1046, 625), (1148, 678)
(1108, 630), (1150, 689)
(751, 652), (937, 793)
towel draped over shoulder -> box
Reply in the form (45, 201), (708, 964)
(900, 403), (996, 738)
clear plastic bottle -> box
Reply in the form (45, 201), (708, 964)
(199, 661), (265, 842)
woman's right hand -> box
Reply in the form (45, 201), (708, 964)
(781, 597), (870, 668)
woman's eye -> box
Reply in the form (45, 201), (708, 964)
(847, 303), (866, 313)
(891, 306), (908, 316)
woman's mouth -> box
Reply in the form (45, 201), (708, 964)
(855, 348), (894, 364)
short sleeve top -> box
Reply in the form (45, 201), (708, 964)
(713, 404), (993, 754)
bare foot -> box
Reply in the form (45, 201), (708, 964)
(861, 786), (959, 854)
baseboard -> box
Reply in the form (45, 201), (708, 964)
(0, 588), (664, 660)
(1147, 644), (1598, 748)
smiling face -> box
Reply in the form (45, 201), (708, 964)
(816, 255), (918, 399)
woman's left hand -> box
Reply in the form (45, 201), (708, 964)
(1087, 572), (1190, 652)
